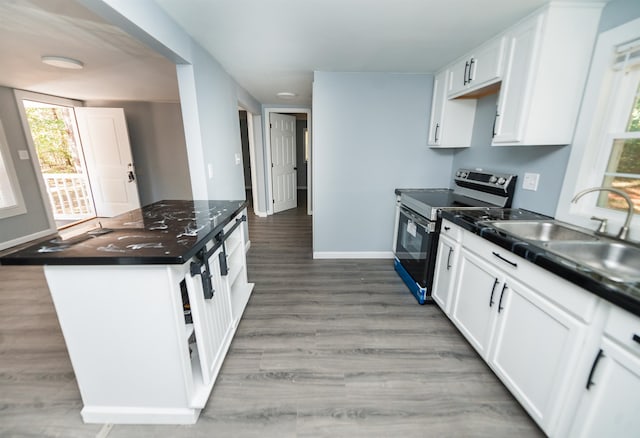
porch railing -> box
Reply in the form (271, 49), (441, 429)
(42, 173), (94, 220)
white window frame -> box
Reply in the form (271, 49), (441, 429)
(556, 17), (640, 242)
(0, 119), (27, 219)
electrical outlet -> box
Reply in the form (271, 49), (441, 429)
(235, 153), (241, 165)
(18, 150), (29, 160)
(523, 173), (540, 191)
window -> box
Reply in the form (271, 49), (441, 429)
(556, 18), (640, 240)
(596, 45), (640, 213)
(0, 119), (26, 219)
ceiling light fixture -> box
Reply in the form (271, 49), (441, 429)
(41, 55), (84, 70)
(276, 91), (297, 100)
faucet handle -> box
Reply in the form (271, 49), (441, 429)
(590, 216), (608, 233)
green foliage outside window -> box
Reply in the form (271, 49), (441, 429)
(25, 107), (80, 174)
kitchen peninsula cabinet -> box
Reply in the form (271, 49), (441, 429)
(0, 200), (254, 424)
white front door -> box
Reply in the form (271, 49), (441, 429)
(75, 108), (140, 217)
(270, 113), (297, 213)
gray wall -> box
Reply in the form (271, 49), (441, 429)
(0, 86), (51, 246)
(312, 72), (453, 254)
(598, 0), (640, 32)
(86, 100), (192, 206)
(451, 94), (571, 216)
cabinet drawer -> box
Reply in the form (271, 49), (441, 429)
(463, 232), (597, 322)
(605, 305), (640, 356)
(440, 219), (463, 242)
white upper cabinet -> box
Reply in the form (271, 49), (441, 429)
(428, 69), (476, 148)
(448, 36), (507, 99)
(492, 3), (603, 146)
(427, 2), (603, 148)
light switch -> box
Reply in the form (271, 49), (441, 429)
(522, 173), (540, 191)
(207, 163), (214, 179)
(18, 150), (29, 160)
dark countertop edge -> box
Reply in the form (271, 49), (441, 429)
(440, 210), (640, 318)
(0, 201), (248, 267)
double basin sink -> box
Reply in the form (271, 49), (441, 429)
(482, 220), (640, 284)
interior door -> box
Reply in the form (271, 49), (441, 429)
(75, 107), (140, 217)
(270, 113), (297, 213)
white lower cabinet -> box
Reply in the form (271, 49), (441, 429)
(451, 249), (501, 357)
(432, 233), (460, 314)
(450, 233), (590, 435)
(568, 307), (640, 438)
(489, 276), (585, 433)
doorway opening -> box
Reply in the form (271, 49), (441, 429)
(263, 107), (312, 217)
(21, 100), (95, 229)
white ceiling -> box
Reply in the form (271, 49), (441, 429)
(0, 0), (608, 106)
(154, 0), (607, 106)
(0, 0), (179, 102)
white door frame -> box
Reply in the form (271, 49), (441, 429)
(263, 107), (312, 216)
(238, 105), (260, 215)
(14, 90), (85, 233)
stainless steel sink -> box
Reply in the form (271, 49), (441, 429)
(543, 241), (640, 283)
(486, 220), (599, 242)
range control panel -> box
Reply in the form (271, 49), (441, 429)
(454, 168), (516, 189)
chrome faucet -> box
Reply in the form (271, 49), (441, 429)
(571, 187), (634, 240)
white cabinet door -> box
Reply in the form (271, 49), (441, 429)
(448, 36), (506, 98)
(432, 234), (458, 315)
(569, 338), (640, 438)
(492, 14), (542, 144)
(467, 36), (506, 90)
(451, 248), (502, 358)
(427, 70), (446, 146)
(492, 4), (602, 145)
(448, 58), (471, 97)
(428, 70), (476, 148)
(489, 277), (585, 433)
(185, 246), (233, 391)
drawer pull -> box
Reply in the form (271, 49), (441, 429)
(586, 349), (605, 390)
(444, 226), (450, 231)
(498, 283), (507, 313)
(492, 251), (517, 268)
(489, 278), (499, 307)
(633, 334), (640, 345)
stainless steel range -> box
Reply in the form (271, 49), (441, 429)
(393, 168), (517, 304)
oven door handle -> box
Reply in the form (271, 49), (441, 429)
(400, 206), (436, 232)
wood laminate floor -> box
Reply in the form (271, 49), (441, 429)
(0, 194), (543, 437)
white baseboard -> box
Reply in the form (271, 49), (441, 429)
(81, 406), (200, 424)
(0, 228), (56, 252)
(245, 240), (251, 253)
(253, 210), (267, 217)
(313, 251), (394, 259)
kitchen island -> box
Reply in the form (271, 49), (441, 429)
(0, 200), (254, 424)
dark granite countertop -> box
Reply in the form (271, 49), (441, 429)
(0, 200), (248, 266)
(441, 209), (640, 317)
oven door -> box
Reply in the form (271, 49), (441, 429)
(394, 206), (437, 287)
